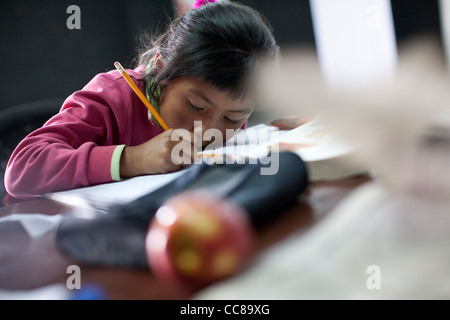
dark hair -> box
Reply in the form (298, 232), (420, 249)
(137, 1), (279, 101)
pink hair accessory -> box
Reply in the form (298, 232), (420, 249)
(192, 0), (218, 9)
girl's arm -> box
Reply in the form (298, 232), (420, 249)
(4, 71), (132, 199)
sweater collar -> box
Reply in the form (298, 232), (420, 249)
(145, 60), (163, 128)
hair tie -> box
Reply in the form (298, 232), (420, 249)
(192, 0), (218, 9)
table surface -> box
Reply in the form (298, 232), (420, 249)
(0, 174), (371, 299)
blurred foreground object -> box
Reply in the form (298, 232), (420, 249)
(194, 37), (450, 299)
(146, 191), (255, 290)
(195, 179), (450, 299)
(269, 115), (315, 130)
(258, 36), (450, 195)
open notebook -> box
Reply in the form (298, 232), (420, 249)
(278, 118), (368, 181)
(198, 117), (368, 181)
(48, 119), (368, 209)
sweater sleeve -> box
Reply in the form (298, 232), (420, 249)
(5, 71), (131, 199)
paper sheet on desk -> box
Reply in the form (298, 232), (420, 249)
(0, 214), (63, 238)
(48, 171), (185, 209)
(197, 124), (278, 162)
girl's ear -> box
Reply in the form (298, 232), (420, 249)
(153, 52), (165, 70)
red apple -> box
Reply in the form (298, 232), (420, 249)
(145, 190), (255, 289)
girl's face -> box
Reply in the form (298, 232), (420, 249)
(158, 77), (253, 145)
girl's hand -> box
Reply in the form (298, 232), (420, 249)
(120, 129), (197, 178)
(270, 115), (315, 130)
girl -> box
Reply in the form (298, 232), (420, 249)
(4, 0), (279, 202)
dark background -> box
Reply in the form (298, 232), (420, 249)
(0, 0), (444, 204)
(0, 0), (175, 109)
(0, 0), (443, 110)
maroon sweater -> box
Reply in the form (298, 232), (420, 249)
(5, 66), (166, 200)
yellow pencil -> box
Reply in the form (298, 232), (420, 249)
(114, 61), (170, 131)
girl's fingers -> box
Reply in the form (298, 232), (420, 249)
(170, 130), (198, 167)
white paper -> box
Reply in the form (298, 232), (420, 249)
(48, 170), (185, 209)
(200, 120), (366, 180)
(0, 214), (63, 238)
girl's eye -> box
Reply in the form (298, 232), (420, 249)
(224, 117), (239, 125)
(188, 101), (203, 111)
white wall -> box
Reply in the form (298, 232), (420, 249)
(310, 0), (398, 89)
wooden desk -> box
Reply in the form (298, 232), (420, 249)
(0, 175), (371, 299)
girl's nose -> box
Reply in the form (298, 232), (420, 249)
(192, 118), (225, 147)
(192, 117), (217, 134)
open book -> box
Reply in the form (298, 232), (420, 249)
(198, 117), (369, 181)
